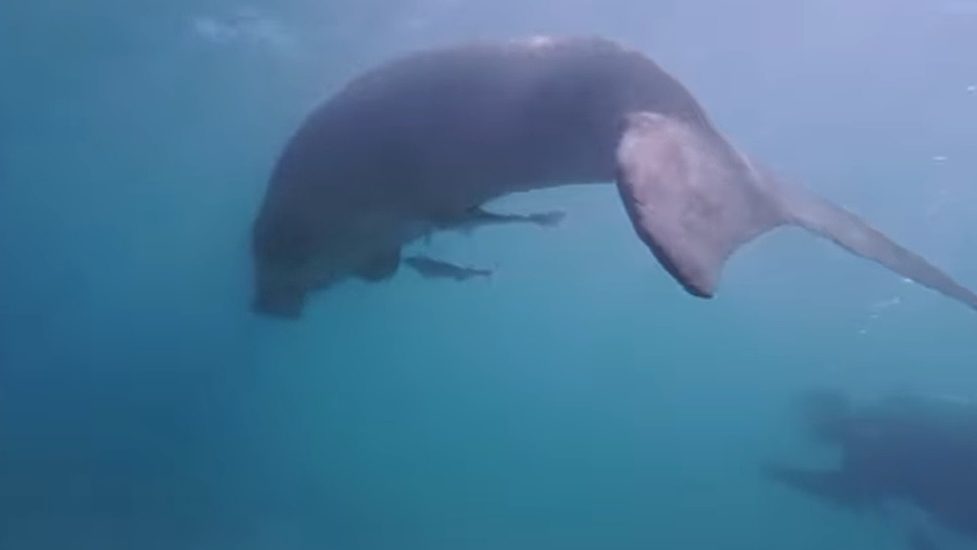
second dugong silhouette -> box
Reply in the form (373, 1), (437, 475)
(765, 390), (977, 550)
(251, 36), (977, 318)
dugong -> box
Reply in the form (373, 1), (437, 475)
(766, 390), (977, 550)
(251, 36), (977, 318)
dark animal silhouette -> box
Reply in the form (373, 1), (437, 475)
(251, 36), (977, 318)
(766, 389), (977, 550)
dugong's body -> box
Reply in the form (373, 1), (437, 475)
(252, 36), (977, 317)
(767, 391), (977, 549)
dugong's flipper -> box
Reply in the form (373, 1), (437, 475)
(615, 112), (977, 310)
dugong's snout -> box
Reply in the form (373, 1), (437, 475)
(251, 258), (309, 318)
(251, 212), (320, 318)
(252, 282), (307, 319)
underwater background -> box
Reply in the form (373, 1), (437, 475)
(2, 0), (976, 548)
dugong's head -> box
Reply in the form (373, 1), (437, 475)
(250, 183), (402, 319)
(250, 115), (362, 319)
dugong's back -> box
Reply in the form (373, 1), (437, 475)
(259, 37), (708, 220)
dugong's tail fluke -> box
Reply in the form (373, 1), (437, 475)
(778, 178), (977, 311)
(615, 111), (977, 310)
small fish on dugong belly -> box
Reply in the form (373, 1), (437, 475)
(404, 255), (492, 281)
(250, 35), (977, 318)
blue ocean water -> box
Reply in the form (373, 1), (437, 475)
(2, 0), (976, 548)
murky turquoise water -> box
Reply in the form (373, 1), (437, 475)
(2, 1), (976, 548)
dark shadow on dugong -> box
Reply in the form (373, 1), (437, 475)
(250, 35), (977, 318)
(765, 389), (977, 550)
